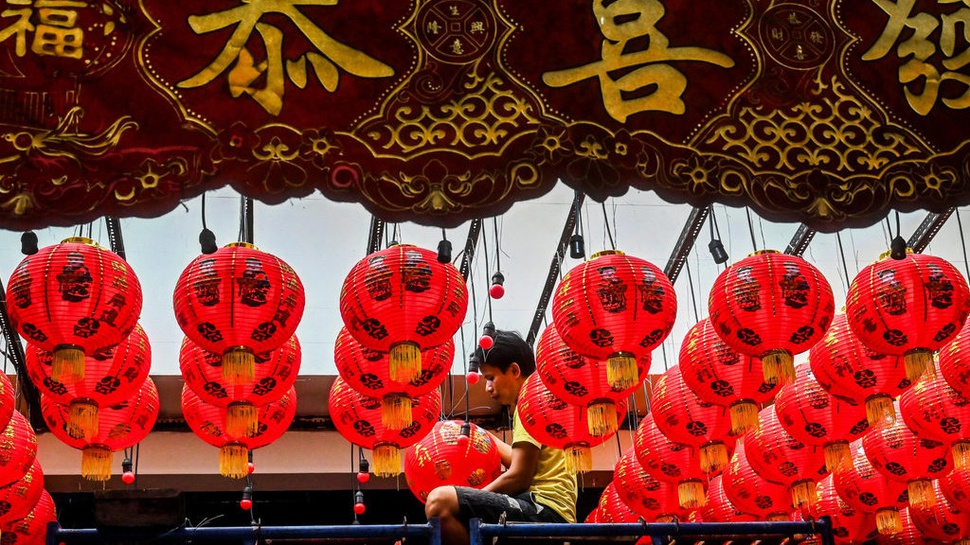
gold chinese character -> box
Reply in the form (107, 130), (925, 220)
(810, 30), (823, 44)
(450, 5), (459, 16)
(450, 38), (464, 55)
(771, 28), (784, 41)
(471, 21), (484, 33)
(788, 11), (801, 25)
(427, 20), (441, 35)
(178, 0), (394, 116)
(542, 0), (733, 122)
(32, 8), (83, 58)
(0, 9), (34, 57)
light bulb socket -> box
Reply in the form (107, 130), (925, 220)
(355, 490), (365, 504)
(890, 235), (907, 260)
(122, 458), (133, 473)
(20, 231), (38, 255)
(708, 239), (729, 264)
(482, 321), (495, 336)
(490, 271), (505, 286)
(437, 239), (452, 263)
(358, 458), (369, 474)
(199, 228), (217, 254)
(569, 234), (585, 259)
(460, 422), (472, 438)
(242, 486), (253, 501)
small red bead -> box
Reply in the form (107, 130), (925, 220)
(357, 472), (371, 484)
(121, 471), (135, 485)
(240, 499), (253, 511)
(354, 502), (366, 515)
(478, 335), (493, 350)
(466, 371), (480, 385)
(489, 283), (505, 299)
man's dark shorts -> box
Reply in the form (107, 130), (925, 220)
(454, 487), (567, 524)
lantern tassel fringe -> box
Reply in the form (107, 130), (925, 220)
(381, 395), (413, 431)
(222, 348), (255, 385)
(53, 346), (85, 383)
(823, 441), (850, 473)
(761, 350), (795, 385)
(564, 445), (592, 475)
(903, 349), (935, 383)
(227, 402), (258, 438)
(699, 442), (728, 474)
(373, 444), (401, 478)
(953, 441), (970, 471)
(876, 508), (902, 536)
(729, 401), (759, 435)
(677, 480), (706, 510)
(67, 400), (99, 440)
(790, 480), (817, 510)
(866, 394), (897, 427)
(389, 343), (421, 383)
(220, 444), (249, 479)
(606, 353), (637, 391)
(81, 446), (112, 482)
(587, 402), (618, 437)
(908, 479), (936, 509)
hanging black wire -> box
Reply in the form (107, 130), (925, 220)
(956, 209), (970, 279)
(199, 193), (217, 253)
(492, 218), (502, 273)
(481, 231), (494, 324)
(601, 202), (616, 250)
(685, 259), (700, 324)
(744, 208), (758, 253)
(835, 232), (852, 288)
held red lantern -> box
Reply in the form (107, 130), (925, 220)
(535, 323), (647, 437)
(0, 490), (55, 545)
(180, 334), (300, 438)
(0, 412), (37, 490)
(812, 474), (878, 544)
(403, 420), (501, 503)
(613, 448), (690, 523)
(329, 376), (440, 478)
(516, 374), (624, 474)
(6, 237), (143, 383)
(834, 440), (909, 537)
(25, 323), (151, 440)
(183, 385), (296, 479)
(722, 440), (794, 521)
(335, 327), (452, 430)
(899, 371), (970, 471)
(773, 362), (870, 473)
(810, 313), (911, 427)
(633, 412), (711, 509)
(41, 377), (158, 481)
(551, 250), (676, 390)
(651, 365), (735, 474)
(708, 250), (835, 385)
(339, 244), (467, 383)
(845, 250), (970, 383)
(0, 458), (44, 527)
(679, 318), (778, 435)
(173, 242), (305, 385)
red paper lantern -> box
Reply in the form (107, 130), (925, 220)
(774, 363), (870, 472)
(633, 412), (711, 509)
(811, 474), (878, 544)
(942, 469), (970, 512)
(700, 474), (758, 523)
(708, 251), (834, 385)
(42, 378), (157, 481)
(652, 365), (735, 473)
(0, 412), (37, 489)
(535, 323), (647, 437)
(26, 323), (150, 440)
(845, 251), (970, 383)
(594, 482), (640, 523)
(940, 319), (970, 398)
(722, 440), (793, 521)
(863, 401), (952, 509)
(909, 479), (970, 543)
(403, 420), (501, 503)
(173, 243), (305, 385)
(0, 374), (16, 437)
(0, 490), (55, 545)
(180, 334), (300, 438)
(834, 440), (909, 537)
(516, 374), (624, 474)
(613, 448), (690, 522)
(0, 459), (43, 527)
(810, 312), (911, 427)
(335, 327), (451, 430)
(329, 376), (439, 478)
(744, 406), (827, 510)
(183, 385), (295, 479)
(339, 244), (467, 383)
(679, 318), (778, 435)
(899, 371), (970, 470)
(551, 250), (676, 390)
(6, 237), (142, 383)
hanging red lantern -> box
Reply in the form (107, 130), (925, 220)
(551, 250), (676, 390)
(329, 376), (439, 478)
(708, 251), (835, 385)
(899, 371), (970, 470)
(811, 473), (878, 544)
(535, 323), (647, 437)
(722, 440), (794, 521)
(744, 406), (827, 511)
(339, 244), (467, 383)
(633, 412), (711, 510)
(679, 318), (778, 435)
(403, 420), (501, 503)
(42, 377), (157, 481)
(0, 412), (37, 490)
(516, 373), (624, 474)
(594, 482), (641, 523)
(834, 439), (909, 537)
(774, 362), (870, 472)
(0, 490), (55, 545)
(180, 334), (300, 438)
(652, 365), (735, 473)
(6, 237), (142, 383)
(892, 507), (945, 545)
(863, 401), (952, 510)
(335, 327), (451, 431)
(173, 242), (305, 385)
(845, 251), (970, 383)
(700, 474), (758, 523)
(810, 312), (911, 427)
(0, 458), (43, 528)
(25, 323), (150, 440)
(613, 448), (690, 522)
(940, 319), (970, 398)
(942, 469), (970, 512)
(909, 479), (970, 543)
(0, 374), (16, 437)
(183, 385), (295, 479)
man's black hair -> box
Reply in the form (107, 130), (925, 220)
(473, 329), (535, 377)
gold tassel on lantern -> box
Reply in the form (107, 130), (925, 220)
(729, 401), (760, 435)
(373, 444), (402, 477)
(226, 402), (258, 438)
(865, 394), (897, 427)
(222, 347), (255, 385)
(606, 352), (637, 390)
(677, 479), (706, 509)
(761, 349), (795, 385)
(67, 399), (99, 440)
(903, 349), (935, 383)
(81, 445), (113, 482)
(699, 442), (728, 474)
(823, 440), (851, 473)
(953, 440), (970, 471)
(587, 401), (618, 437)
(564, 445), (592, 474)
(220, 443), (249, 478)
(381, 394), (413, 430)
(908, 478), (936, 509)
(790, 479), (817, 509)
(53, 345), (85, 383)
(875, 507), (902, 536)
(389, 342), (421, 383)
